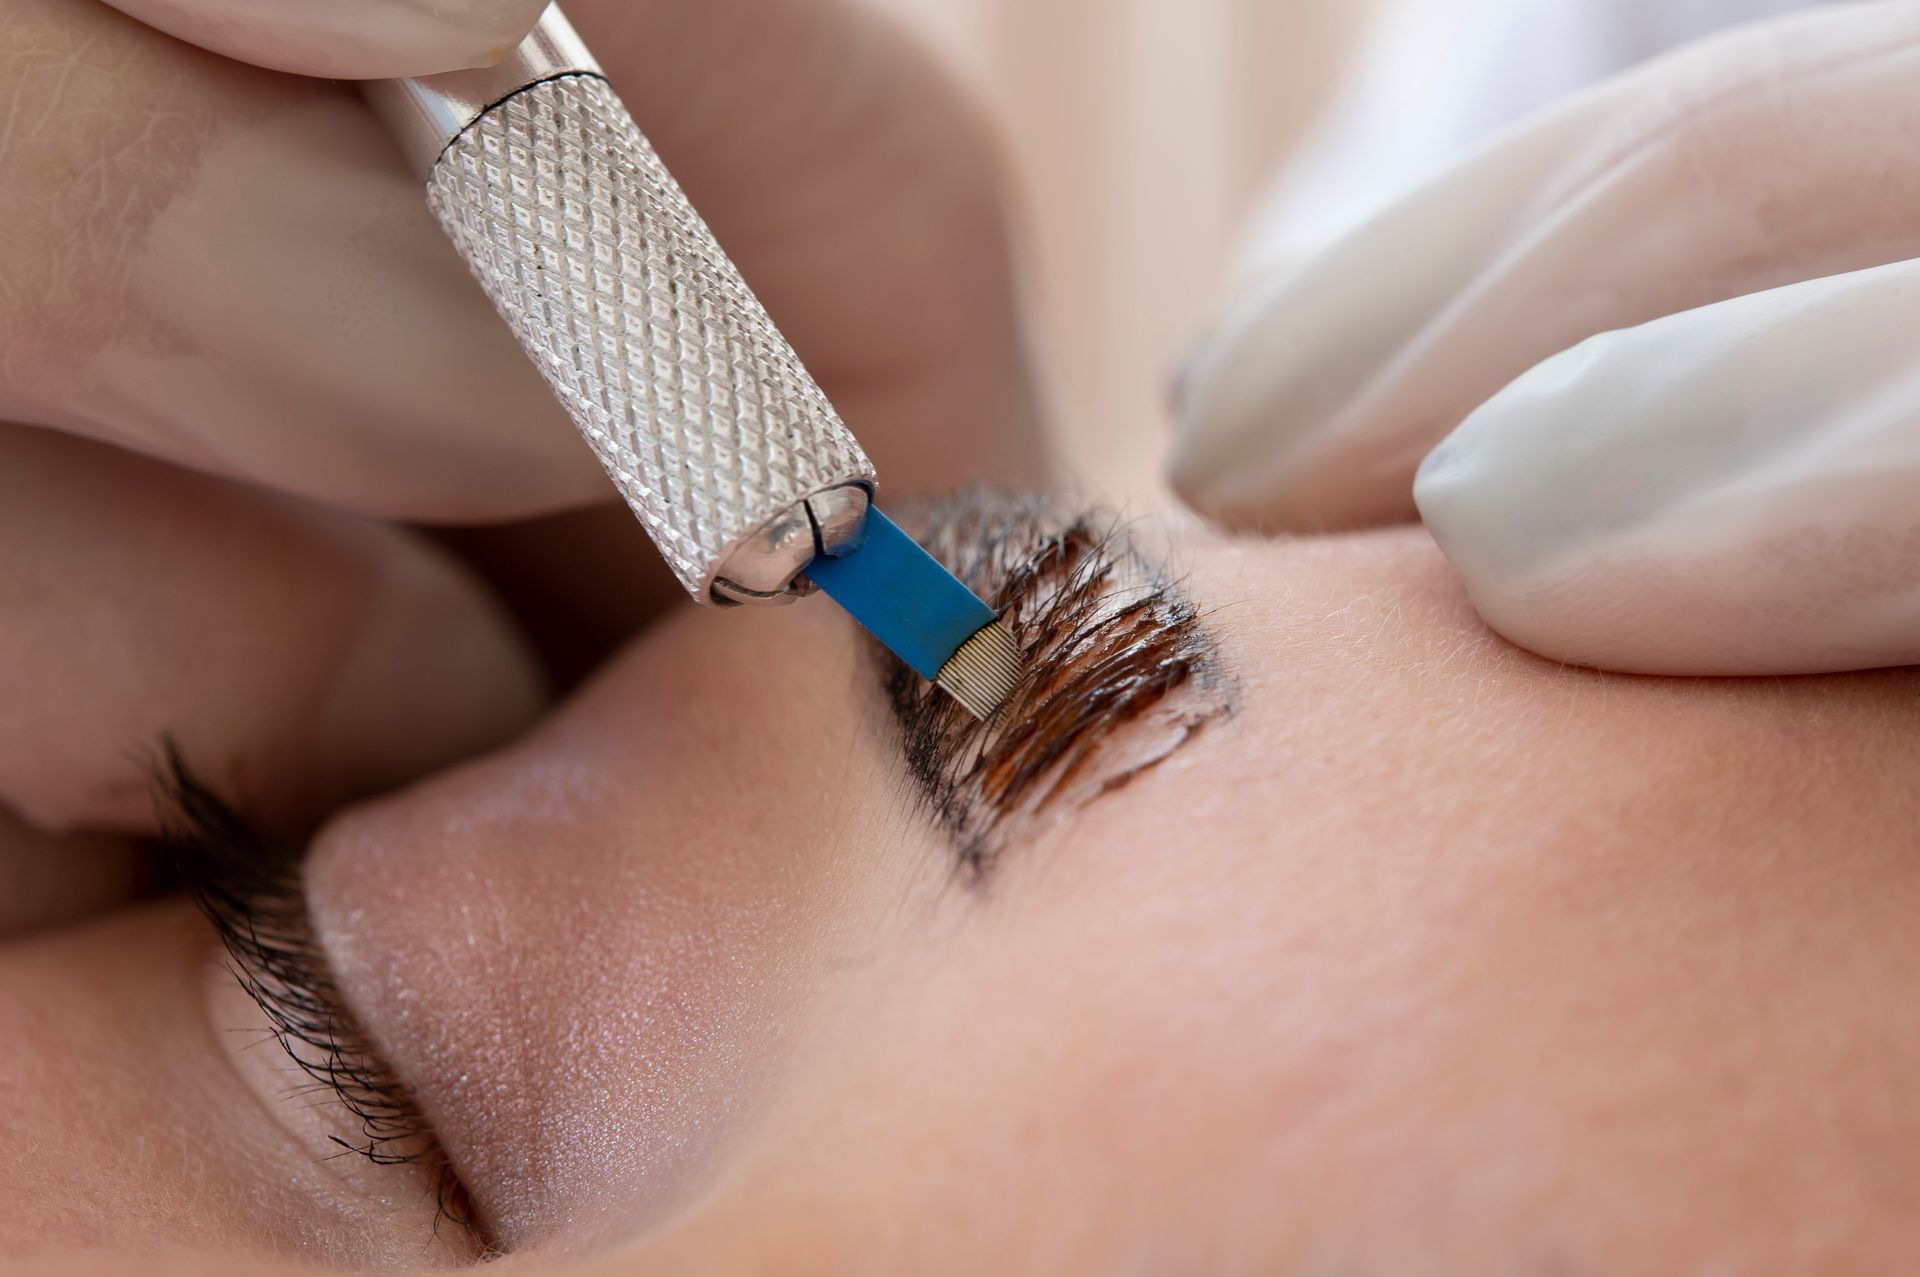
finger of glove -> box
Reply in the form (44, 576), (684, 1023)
(1416, 258), (1920, 677)
(0, 0), (604, 523)
(1173, 2), (1920, 532)
(1, 0), (1043, 525)
(0, 425), (545, 836)
(97, 0), (551, 78)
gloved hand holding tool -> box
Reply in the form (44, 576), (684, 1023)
(1, 0), (1041, 934)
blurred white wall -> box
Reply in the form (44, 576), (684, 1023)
(864, 0), (1366, 497)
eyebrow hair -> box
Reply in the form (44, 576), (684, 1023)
(879, 489), (1235, 874)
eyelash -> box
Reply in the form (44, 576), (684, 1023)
(156, 746), (482, 1244)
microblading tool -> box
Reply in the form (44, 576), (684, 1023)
(364, 3), (1024, 718)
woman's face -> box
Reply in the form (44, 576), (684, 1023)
(7, 498), (1920, 1275)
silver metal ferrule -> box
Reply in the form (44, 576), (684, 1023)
(364, 5), (877, 606)
(363, 10), (601, 177)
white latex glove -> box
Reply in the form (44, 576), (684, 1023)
(1238, 0), (1827, 272)
(99, 0), (552, 77)
(1172, 0), (1920, 676)
(0, 0), (1039, 934)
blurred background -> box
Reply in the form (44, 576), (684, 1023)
(865, 0), (1371, 497)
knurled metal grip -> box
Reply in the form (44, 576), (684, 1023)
(365, 8), (876, 605)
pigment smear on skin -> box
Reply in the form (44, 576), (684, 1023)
(884, 490), (1236, 873)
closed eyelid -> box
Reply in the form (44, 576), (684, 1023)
(879, 489), (1236, 874)
(157, 748), (486, 1249)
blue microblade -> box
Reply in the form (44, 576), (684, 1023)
(805, 508), (998, 682)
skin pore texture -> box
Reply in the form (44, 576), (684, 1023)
(4, 504), (1920, 1274)
(9, 2), (1917, 1268)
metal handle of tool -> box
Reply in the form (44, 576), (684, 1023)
(364, 5), (875, 605)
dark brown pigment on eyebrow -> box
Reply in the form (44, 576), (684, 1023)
(883, 490), (1235, 874)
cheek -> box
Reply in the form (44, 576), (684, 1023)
(0, 907), (450, 1266)
(305, 604), (925, 1249)
(622, 760), (1314, 1272)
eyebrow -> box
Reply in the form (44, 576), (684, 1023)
(877, 489), (1235, 874)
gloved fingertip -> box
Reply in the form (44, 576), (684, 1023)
(1415, 273), (1920, 679)
(102, 0), (553, 79)
(400, 0), (557, 75)
(1166, 312), (1327, 531)
(1167, 252), (1450, 534)
(1169, 382), (1427, 534)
